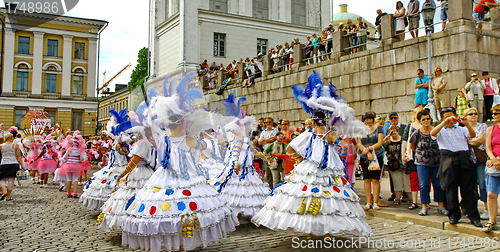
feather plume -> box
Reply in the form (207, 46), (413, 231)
(185, 110), (235, 138)
(162, 74), (172, 97)
(221, 90), (246, 118)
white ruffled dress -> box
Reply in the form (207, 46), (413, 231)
(121, 135), (238, 252)
(200, 139), (226, 180)
(251, 130), (372, 237)
(215, 138), (270, 218)
(80, 142), (130, 211)
(99, 139), (156, 232)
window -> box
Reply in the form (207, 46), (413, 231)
(47, 39), (58, 57)
(291, 0), (307, 26)
(73, 75), (84, 94)
(18, 36), (30, 54)
(16, 71), (28, 91)
(252, 0), (269, 19)
(213, 33), (226, 57)
(15, 109), (27, 129)
(209, 0), (227, 13)
(46, 110), (56, 126)
(257, 39), (267, 55)
(46, 73), (57, 93)
(74, 42), (85, 59)
(72, 111), (83, 131)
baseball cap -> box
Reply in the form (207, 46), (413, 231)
(389, 111), (398, 117)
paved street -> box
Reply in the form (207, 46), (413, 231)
(1, 171), (500, 252)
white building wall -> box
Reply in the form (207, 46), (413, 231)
(157, 20), (181, 75)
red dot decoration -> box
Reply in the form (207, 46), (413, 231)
(302, 185), (308, 191)
(333, 186), (341, 193)
(182, 190), (192, 196)
(150, 206), (157, 215)
(189, 202), (198, 211)
(109, 207), (112, 213)
(341, 177), (348, 185)
(101, 180), (107, 184)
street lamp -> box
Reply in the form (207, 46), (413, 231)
(421, 6), (438, 122)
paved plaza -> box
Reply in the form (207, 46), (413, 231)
(1, 169), (500, 252)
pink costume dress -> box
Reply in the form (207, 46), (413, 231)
(80, 150), (93, 175)
(38, 142), (58, 175)
(27, 145), (41, 171)
(60, 147), (84, 176)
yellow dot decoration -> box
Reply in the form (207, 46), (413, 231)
(132, 202), (138, 210)
(323, 191), (331, 196)
(152, 187), (160, 193)
(108, 172), (113, 177)
(353, 194), (357, 200)
(334, 177), (341, 184)
(161, 202), (171, 211)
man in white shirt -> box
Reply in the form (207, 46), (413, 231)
(258, 117), (278, 189)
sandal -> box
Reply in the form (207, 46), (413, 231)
(394, 199), (401, 205)
(0, 194), (6, 201)
(482, 222), (498, 232)
(372, 203), (380, 210)
(409, 203), (419, 210)
(419, 208), (428, 216)
(363, 203), (372, 210)
(5, 198), (13, 201)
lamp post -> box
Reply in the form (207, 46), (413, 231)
(421, 6), (438, 122)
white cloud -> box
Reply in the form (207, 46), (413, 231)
(66, 0), (149, 92)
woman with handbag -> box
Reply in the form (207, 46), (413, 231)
(357, 112), (384, 210)
(383, 125), (408, 205)
(394, 1), (406, 41)
(465, 107), (489, 220)
(483, 104), (500, 232)
(409, 109), (447, 216)
(402, 107), (423, 210)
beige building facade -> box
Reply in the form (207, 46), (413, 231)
(0, 10), (107, 135)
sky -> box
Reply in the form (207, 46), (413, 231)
(66, 0), (149, 92)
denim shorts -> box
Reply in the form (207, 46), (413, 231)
(473, 12), (485, 23)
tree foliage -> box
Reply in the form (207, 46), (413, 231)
(128, 47), (149, 91)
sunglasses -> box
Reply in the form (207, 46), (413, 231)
(493, 113), (500, 116)
(265, 121), (273, 124)
(390, 117), (398, 120)
(467, 113), (478, 116)
(420, 117), (431, 121)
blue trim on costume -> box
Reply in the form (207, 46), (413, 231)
(270, 182), (287, 196)
(161, 136), (171, 170)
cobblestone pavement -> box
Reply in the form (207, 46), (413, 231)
(1, 174), (500, 252)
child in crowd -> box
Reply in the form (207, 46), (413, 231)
(454, 88), (470, 116)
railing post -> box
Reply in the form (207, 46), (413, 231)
(486, 7), (500, 30)
(201, 75), (209, 89)
(217, 69), (226, 87)
(330, 30), (349, 61)
(292, 43), (305, 69)
(381, 14), (400, 46)
(447, 0), (474, 29)
(237, 61), (245, 81)
(263, 53), (272, 78)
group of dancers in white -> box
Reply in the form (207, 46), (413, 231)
(69, 71), (373, 251)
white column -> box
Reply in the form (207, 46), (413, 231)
(32, 31), (44, 97)
(61, 35), (73, 98)
(228, 0), (239, 14)
(2, 28), (15, 96)
(241, 0), (252, 17)
(176, 0), (199, 70)
(270, 0), (279, 21)
(87, 38), (97, 98)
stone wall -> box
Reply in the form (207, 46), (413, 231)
(202, 0), (500, 127)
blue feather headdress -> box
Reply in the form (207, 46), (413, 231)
(105, 108), (132, 139)
(292, 70), (368, 138)
(148, 71), (204, 129)
(221, 90), (246, 119)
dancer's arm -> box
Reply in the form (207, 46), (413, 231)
(15, 144), (25, 170)
(117, 155), (142, 181)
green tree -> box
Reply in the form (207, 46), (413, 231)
(128, 47), (149, 91)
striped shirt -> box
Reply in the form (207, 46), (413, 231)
(436, 124), (471, 152)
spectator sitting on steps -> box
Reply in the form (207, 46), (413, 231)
(215, 76), (234, 96)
